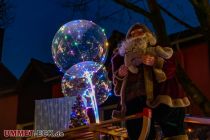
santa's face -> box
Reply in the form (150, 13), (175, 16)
(125, 30), (148, 53)
(130, 28), (145, 38)
(125, 28), (148, 66)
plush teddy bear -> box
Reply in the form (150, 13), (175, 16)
(122, 30), (173, 83)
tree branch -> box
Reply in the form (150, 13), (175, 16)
(113, 0), (151, 18)
(157, 3), (197, 31)
(190, 0), (199, 5)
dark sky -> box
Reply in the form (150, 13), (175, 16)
(2, 0), (199, 78)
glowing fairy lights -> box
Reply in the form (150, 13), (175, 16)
(62, 61), (111, 105)
(61, 61), (111, 124)
(51, 20), (108, 72)
(51, 20), (110, 124)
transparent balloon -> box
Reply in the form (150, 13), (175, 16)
(62, 61), (112, 106)
(52, 20), (108, 72)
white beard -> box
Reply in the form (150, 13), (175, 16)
(125, 35), (148, 50)
(118, 35), (147, 56)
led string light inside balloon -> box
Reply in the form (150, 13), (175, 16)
(83, 71), (100, 124)
(52, 20), (108, 72)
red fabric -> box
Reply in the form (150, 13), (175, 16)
(143, 108), (152, 118)
(111, 51), (124, 96)
(181, 43), (210, 97)
(52, 83), (63, 98)
(181, 43), (210, 116)
(155, 53), (186, 99)
(163, 54), (177, 79)
(111, 51), (124, 76)
(176, 50), (185, 68)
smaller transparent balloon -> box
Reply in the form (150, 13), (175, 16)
(62, 61), (112, 106)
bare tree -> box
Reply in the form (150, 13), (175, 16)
(189, 0), (210, 34)
(189, 0), (210, 63)
(0, 0), (14, 61)
(113, 0), (210, 116)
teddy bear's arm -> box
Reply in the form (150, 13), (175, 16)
(155, 45), (173, 59)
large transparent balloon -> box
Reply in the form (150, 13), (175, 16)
(62, 61), (112, 106)
(52, 20), (108, 72)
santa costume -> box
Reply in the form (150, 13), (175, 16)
(111, 23), (190, 140)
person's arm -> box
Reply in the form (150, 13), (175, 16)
(111, 52), (126, 96)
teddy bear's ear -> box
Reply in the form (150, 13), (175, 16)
(147, 32), (157, 45)
(156, 46), (173, 59)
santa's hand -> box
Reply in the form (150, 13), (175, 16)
(142, 54), (155, 66)
(118, 65), (128, 77)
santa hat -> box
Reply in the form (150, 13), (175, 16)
(126, 23), (151, 39)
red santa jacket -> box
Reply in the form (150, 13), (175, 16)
(111, 50), (190, 108)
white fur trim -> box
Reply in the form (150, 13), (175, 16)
(147, 95), (190, 108)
